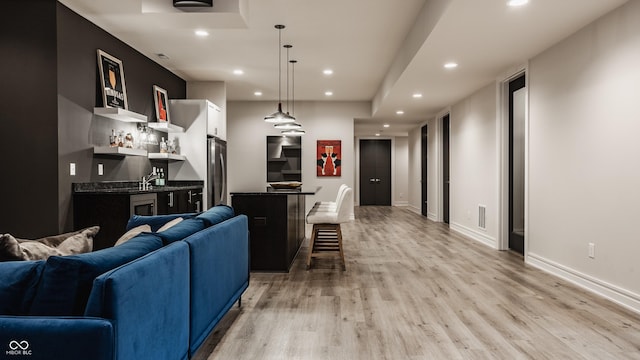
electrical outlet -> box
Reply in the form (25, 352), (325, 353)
(98, 163), (104, 176)
(588, 243), (595, 259)
(70, 163), (76, 176)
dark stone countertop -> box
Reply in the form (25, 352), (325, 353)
(73, 180), (203, 195)
(231, 186), (321, 196)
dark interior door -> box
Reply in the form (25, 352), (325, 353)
(421, 125), (428, 216)
(442, 115), (450, 224)
(359, 139), (391, 205)
(509, 74), (526, 255)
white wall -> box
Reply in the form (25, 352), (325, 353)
(394, 136), (409, 207)
(449, 83), (499, 247)
(227, 100), (368, 215)
(408, 127), (422, 213)
(527, 0), (640, 306)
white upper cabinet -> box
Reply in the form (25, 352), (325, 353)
(207, 102), (225, 140)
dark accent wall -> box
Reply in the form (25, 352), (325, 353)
(1, 0), (60, 237)
(0, 1), (186, 237)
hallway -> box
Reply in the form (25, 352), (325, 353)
(196, 206), (640, 359)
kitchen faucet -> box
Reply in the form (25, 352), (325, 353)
(139, 169), (158, 190)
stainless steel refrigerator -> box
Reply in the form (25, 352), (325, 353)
(208, 136), (227, 206)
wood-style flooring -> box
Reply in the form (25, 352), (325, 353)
(194, 206), (640, 360)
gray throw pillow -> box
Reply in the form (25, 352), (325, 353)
(0, 234), (24, 261)
(0, 226), (99, 261)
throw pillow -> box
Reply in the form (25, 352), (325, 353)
(17, 226), (99, 248)
(157, 217), (183, 232)
(114, 224), (151, 246)
(0, 226), (99, 261)
(57, 227), (97, 254)
(0, 234), (26, 261)
(195, 205), (235, 227)
(126, 213), (197, 232)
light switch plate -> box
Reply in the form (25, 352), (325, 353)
(70, 163), (76, 176)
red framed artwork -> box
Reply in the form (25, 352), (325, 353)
(317, 140), (341, 177)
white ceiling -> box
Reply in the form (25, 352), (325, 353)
(59, 0), (627, 136)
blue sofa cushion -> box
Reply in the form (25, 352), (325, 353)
(195, 205), (235, 227)
(28, 233), (163, 316)
(155, 218), (207, 245)
(185, 215), (249, 355)
(126, 212), (197, 232)
(0, 260), (44, 315)
(85, 242), (190, 360)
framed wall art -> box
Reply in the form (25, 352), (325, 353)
(97, 49), (128, 109)
(317, 140), (341, 177)
(153, 85), (170, 122)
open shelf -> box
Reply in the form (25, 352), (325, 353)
(93, 146), (147, 157)
(147, 122), (184, 133)
(148, 153), (186, 161)
(93, 107), (147, 123)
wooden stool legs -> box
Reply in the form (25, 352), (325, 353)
(306, 223), (346, 270)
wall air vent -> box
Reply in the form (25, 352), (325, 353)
(478, 205), (486, 230)
(173, 0), (213, 7)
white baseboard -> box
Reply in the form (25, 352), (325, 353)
(407, 205), (421, 215)
(427, 212), (438, 222)
(527, 252), (640, 315)
(449, 222), (497, 249)
(394, 201), (409, 207)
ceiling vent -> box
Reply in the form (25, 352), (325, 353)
(173, 0), (213, 7)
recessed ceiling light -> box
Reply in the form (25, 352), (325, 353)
(194, 29), (209, 37)
(507, 0), (528, 6)
(156, 53), (170, 60)
(325, 91), (333, 96)
(254, 91), (263, 96)
(375, 133), (381, 137)
(396, 110), (404, 115)
(412, 93), (423, 99)
(323, 69), (333, 75)
(383, 124), (390, 128)
(233, 69), (244, 75)
(444, 62), (458, 69)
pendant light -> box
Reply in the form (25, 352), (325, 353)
(275, 45), (303, 131)
(280, 59), (305, 135)
(265, 25), (295, 123)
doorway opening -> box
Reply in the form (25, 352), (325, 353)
(442, 114), (450, 224)
(421, 125), (428, 216)
(509, 74), (526, 255)
(359, 139), (392, 206)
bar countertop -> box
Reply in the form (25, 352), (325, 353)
(231, 186), (320, 196)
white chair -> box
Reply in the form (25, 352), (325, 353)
(305, 187), (352, 270)
(312, 184), (348, 212)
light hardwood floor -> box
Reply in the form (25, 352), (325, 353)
(194, 206), (640, 360)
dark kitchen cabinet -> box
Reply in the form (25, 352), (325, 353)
(230, 187), (319, 272)
(157, 189), (203, 214)
(74, 184), (202, 250)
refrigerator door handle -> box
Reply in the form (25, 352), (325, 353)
(219, 152), (226, 203)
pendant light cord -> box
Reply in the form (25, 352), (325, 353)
(278, 27), (282, 105)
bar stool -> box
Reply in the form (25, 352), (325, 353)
(305, 187), (352, 270)
(313, 184), (348, 211)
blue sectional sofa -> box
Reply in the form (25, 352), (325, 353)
(0, 206), (249, 360)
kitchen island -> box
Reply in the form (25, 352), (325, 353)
(231, 186), (320, 272)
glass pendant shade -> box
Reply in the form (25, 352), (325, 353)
(281, 128), (305, 136)
(264, 103), (296, 123)
(274, 121), (302, 130)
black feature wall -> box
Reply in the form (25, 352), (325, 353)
(0, 0), (186, 238)
(1, 0), (59, 237)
